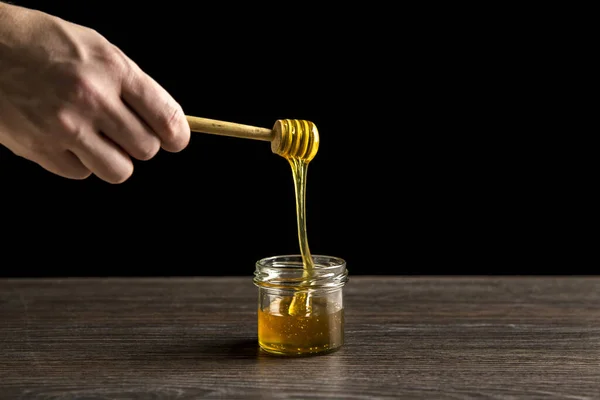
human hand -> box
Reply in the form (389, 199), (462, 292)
(0, 4), (190, 183)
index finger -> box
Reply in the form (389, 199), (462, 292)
(120, 64), (190, 153)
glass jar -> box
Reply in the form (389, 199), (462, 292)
(253, 254), (349, 356)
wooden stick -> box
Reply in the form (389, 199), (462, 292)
(186, 115), (274, 142)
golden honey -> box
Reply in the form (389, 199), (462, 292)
(272, 119), (319, 315)
(254, 119), (347, 356)
(258, 296), (343, 356)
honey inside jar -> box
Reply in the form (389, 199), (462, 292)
(258, 295), (344, 356)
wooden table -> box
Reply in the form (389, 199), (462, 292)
(1, 276), (599, 399)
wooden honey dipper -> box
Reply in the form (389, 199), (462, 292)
(186, 116), (319, 161)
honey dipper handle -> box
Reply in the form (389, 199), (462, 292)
(186, 115), (274, 142)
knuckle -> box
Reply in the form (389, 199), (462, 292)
(109, 163), (134, 184)
(73, 170), (93, 180)
(101, 45), (129, 75)
(55, 108), (86, 145)
(110, 175), (128, 184)
(82, 26), (101, 36)
(135, 138), (161, 161)
(161, 104), (182, 137)
(62, 66), (101, 111)
(159, 103), (189, 151)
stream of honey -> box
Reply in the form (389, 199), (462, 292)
(257, 120), (343, 355)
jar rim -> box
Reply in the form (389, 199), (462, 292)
(255, 254), (346, 270)
(254, 254), (348, 290)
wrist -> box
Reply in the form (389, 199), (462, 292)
(0, 3), (15, 56)
(0, 3), (19, 37)
(0, 3), (39, 51)
(0, 2), (8, 19)
(0, 2), (14, 15)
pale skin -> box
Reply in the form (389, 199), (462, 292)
(0, 3), (191, 183)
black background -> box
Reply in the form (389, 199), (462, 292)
(0, 2), (593, 277)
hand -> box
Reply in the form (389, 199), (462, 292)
(0, 4), (191, 183)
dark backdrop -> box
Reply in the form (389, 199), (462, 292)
(0, 2), (592, 276)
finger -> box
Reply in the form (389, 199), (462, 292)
(97, 98), (161, 161)
(34, 150), (92, 180)
(120, 66), (190, 153)
(70, 131), (134, 184)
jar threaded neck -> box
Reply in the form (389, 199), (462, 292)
(254, 254), (348, 291)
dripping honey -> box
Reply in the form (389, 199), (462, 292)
(257, 119), (343, 356)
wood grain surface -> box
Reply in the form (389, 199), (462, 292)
(1, 276), (599, 399)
